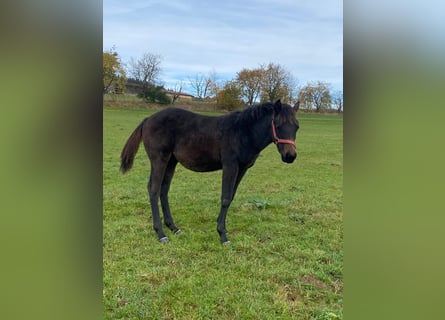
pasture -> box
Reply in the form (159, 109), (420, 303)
(103, 107), (343, 319)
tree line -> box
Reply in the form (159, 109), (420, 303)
(103, 48), (343, 112)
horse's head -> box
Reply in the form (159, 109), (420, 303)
(271, 99), (299, 163)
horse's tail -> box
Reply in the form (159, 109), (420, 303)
(120, 118), (147, 174)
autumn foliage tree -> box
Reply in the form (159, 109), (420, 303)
(260, 63), (296, 104)
(103, 48), (126, 93)
(235, 63), (297, 105)
(298, 81), (332, 112)
(236, 68), (263, 106)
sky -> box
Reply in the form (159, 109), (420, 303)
(103, 0), (343, 95)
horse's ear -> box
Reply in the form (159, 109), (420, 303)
(294, 100), (300, 112)
(274, 99), (282, 113)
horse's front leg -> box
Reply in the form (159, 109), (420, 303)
(217, 164), (239, 244)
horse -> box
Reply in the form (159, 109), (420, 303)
(120, 99), (299, 244)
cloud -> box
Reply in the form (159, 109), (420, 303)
(104, 0), (343, 92)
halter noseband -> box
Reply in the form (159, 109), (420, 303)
(271, 119), (296, 148)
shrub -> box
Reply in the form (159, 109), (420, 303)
(138, 85), (171, 104)
(216, 81), (243, 111)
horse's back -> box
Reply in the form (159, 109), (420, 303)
(144, 107), (220, 135)
(142, 107), (224, 171)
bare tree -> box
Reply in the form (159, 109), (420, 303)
(286, 76), (299, 105)
(204, 69), (218, 99)
(189, 70), (218, 99)
(127, 53), (162, 92)
(170, 81), (184, 104)
(332, 90), (343, 112)
(188, 73), (205, 99)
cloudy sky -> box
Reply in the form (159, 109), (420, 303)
(103, 0), (343, 95)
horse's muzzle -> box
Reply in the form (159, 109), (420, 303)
(282, 152), (296, 163)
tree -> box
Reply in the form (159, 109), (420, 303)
(189, 70), (218, 100)
(205, 69), (219, 99)
(332, 90), (343, 112)
(103, 48), (126, 93)
(188, 73), (205, 99)
(170, 81), (184, 104)
(236, 68), (263, 106)
(127, 52), (162, 93)
(260, 63), (296, 104)
(298, 81), (332, 112)
(216, 81), (243, 111)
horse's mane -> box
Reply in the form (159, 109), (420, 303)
(229, 102), (296, 126)
(230, 102), (274, 126)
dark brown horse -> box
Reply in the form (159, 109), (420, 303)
(120, 100), (299, 244)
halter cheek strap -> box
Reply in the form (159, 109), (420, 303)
(271, 120), (296, 148)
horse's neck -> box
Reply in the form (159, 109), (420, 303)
(249, 115), (273, 151)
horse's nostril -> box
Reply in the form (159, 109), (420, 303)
(282, 153), (296, 163)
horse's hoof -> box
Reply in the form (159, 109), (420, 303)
(174, 229), (182, 235)
(159, 236), (169, 244)
(222, 240), (231, 246)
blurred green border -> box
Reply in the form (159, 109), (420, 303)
(1, 1), (444, 319)
(344, 1), (445, 319)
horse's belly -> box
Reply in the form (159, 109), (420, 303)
(182, 161), (222, 172)
(174, 150), (222, 172)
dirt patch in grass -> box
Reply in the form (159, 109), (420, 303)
(300, 275), (329, 290)
(276, 284), (304, 305)
(117, 299), (128, 307)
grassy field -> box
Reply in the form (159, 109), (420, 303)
(103, 107), (343, 319)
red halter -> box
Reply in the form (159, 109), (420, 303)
(271, 119), (296, 148)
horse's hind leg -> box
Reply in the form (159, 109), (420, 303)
(160, 156), (181, 234)
(148, 157), (169, 243)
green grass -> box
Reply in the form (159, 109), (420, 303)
(103, 107), (343, 319)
